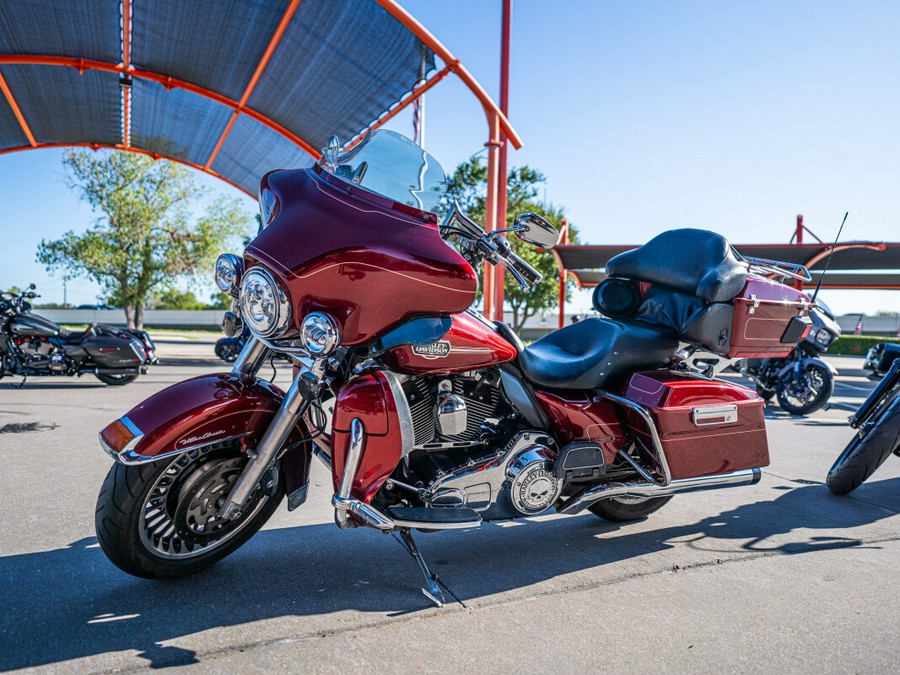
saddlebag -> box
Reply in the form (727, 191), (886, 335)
(621, 371), (769, 480)
(83, 336), (145, 368)
(728, 277), (811, 358)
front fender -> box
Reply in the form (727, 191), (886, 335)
(99, 373), (312, 508)
(802, 356), (838, 376)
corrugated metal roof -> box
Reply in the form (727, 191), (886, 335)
(0, 0), (437, 196)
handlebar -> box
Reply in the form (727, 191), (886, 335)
(441, 203), (543, 291)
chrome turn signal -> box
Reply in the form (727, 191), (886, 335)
(214, 254), (244, 297)
(300, 312), (341, 356)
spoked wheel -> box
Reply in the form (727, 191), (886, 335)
(827, 399), (900, 495)
(216, 342), (241, 363)
(588, 495), (672, 521)
(776, 362), (834, 415)
(95, 372), (138, 386)
(95, 443), (283, 578)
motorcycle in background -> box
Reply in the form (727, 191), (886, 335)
(0, 285), (156, 386)
(95, 130), (814, 606)
(215, 327), (246, 363)
(827, 358), (900, 494)
(863, 341), (900, 380)
(737, 300), (841, 415)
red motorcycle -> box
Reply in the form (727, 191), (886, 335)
(95, 130), (813, 606)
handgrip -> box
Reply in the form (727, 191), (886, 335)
(503, 251), (542, 286)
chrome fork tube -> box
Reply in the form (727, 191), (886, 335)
(220, 355), (324, 521)
(231, 336), (270, 379)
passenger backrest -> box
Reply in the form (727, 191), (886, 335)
(606, 229), (748, 303)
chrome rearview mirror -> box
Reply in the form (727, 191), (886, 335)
(513, 212), (560, 248)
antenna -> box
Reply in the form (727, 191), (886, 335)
(810, 211), (849, 305)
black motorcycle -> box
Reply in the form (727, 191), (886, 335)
(214, 330), (244, 362)
(827, 357), (900, 494)
(0, 285), (156, 386)
(863, 341), (900, 379)
(215, 326), (290, 365)
(738, 300), (841, 415)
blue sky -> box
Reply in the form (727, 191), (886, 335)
(2, 0), (899, 315)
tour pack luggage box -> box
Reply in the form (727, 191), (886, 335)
(727, 276), (811, 358)
(83, 337), (146, 368)
(620, 371), (769, 480)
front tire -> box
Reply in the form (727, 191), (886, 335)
(95, 444), (284, 578)
(588, 496), (672, 521)
(776, 362), (834, 415)
(827, 399), (900, 495)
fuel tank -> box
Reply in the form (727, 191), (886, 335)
(8, 313), (60, 338)
(245, 167), (478, 346)
(380, 311), (517, 375)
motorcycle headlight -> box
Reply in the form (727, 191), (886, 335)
(215, 254), (244, 297)
(814, 328), (833, 347)
(240, 268), (291, 338)
(300, 312), (341, 356)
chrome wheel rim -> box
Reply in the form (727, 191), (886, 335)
(138, 447), (269, 560)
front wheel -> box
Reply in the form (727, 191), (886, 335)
(588, 495), (672, 521)
(827, 399), (900, 495)
(95, 372), (138, 386)
(776, 362), (834, 415)
(95, 444), (284, 578)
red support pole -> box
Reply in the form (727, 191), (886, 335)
(558, 218), (569, 328)
(494, 0), (512, 323)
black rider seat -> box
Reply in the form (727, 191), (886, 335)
(518, 317), (679, 390)
(59, 324), (97, 342)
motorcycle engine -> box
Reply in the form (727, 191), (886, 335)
(400, 373), (561, 520)
(14, 337), (68, 372)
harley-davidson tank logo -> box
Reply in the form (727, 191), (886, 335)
(412, 341), (452, 359)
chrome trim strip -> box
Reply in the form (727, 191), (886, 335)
(380, 370), (415, 457)
(559, 468), (761, 515)
(111, 431), (255, 465)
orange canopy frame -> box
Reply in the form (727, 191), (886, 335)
(0, 0), (520, 319)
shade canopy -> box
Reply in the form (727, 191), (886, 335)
(554, 241), (900, 291)
(0, 0), (515, 197)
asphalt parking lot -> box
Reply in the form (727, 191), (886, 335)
(1, 336), (898, 673)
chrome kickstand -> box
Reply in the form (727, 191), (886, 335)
(399, 528), (445, 608)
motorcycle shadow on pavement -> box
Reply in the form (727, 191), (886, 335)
(0, 479), (897, 671)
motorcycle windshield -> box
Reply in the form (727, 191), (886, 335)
(317, 130), (447, 214)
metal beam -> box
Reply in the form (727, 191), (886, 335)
(0, 55), (319, 158)
(0, 71), (37, 147)
(205, 0), (303, 170)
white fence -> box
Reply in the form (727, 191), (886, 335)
(40, 309), (228, 329)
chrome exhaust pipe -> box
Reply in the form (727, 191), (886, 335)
(557, 468), (762, 515)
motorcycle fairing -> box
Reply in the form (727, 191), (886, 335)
(99, 373), (312, 502)
(330, 370), (410, 503)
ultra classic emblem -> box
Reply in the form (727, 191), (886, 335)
(412, 341), (452, 359)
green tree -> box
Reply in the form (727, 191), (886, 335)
(37, 150), (251, 328)
(444, 157), (580, 334)
(153, 289), (204, 310)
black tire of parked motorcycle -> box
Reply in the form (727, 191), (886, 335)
(95, 448), (284, 578)
(95, 373), (138, 386)
(588, 496), (673, 521)
(217, 344), (240, 362)
(775, 363), (834, 415)
(756, 383), (775, 401)
(826, 398), (900, 495)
